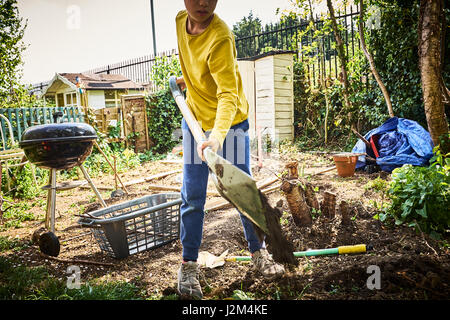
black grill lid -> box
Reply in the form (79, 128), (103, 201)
(20, 122), (97, 146)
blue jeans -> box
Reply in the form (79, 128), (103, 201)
(180, 118), (265, 261)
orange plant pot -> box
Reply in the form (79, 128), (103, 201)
(333, 153), (358, 177)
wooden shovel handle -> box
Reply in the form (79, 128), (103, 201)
(169, 76), (207, 144)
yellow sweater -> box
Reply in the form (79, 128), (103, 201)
(175, 10), (249, 146)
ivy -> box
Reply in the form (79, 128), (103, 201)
(146, 89), (182, 154)
(145, 55), (183, 155)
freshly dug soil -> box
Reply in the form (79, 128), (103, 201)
(1, 154), (449, 300)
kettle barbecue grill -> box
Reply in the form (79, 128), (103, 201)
(20, 112), (106, 256)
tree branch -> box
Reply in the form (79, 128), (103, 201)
(358, 0), (394, 117)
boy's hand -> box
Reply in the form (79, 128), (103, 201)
(197, 137), (220, 162)
(176, 77), (186, 91)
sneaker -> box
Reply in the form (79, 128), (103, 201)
(252, 249), (285, 279)
(177, 261), (203, 299)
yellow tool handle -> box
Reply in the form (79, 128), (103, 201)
(338, 244), (367, 254)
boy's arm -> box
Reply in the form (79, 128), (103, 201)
(207, 37), (239, 147)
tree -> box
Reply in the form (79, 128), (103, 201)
(418, 0), (449, 153)
(358, 0), (394, 118)
(0, 0), (27, 105)
(232, 11), (262, 39)
(326, 0), (353, 124)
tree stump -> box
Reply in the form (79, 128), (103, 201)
(339, 200), (351, 225)
(280, 180), (312, 226)
(304, 183), (320, 212)
(321, 191), (336, 219)
(284, 162), (299, 179)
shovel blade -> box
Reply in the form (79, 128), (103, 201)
(204, 149), (269, 235)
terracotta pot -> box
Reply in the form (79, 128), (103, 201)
(333, 153), (358, 177)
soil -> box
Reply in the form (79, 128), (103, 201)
(1, 151), (449, 300)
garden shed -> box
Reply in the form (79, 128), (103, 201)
(238, 50), (295, 143)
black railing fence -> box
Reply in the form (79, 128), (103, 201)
(236, 5), (361, 86)
(30, 5), (359, 93)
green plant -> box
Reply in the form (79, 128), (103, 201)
(232, 289), (254, 300)
(0, 236), (30, 252)
(145, 54), (183, 155)
(1, 163), (44, 199)
(0, 196), (38, 230)
(146, 89), (183, 155)
(380, 146), (450, 236)
(0, 256), (145, 300)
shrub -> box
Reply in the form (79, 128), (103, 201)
(380, 147), (450, 236)
(145, 54), (183, 155)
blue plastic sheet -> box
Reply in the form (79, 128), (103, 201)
(351, 117), (434, 172)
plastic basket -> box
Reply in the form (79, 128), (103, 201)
(78, 193), (182, 259)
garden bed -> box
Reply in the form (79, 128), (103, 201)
(0, 150), (449, 300)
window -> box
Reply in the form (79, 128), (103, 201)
(104, 90), (126, 108)
(65, 92), (78, 107)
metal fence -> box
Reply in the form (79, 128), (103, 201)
(84, 49), (178, 92)
(236, 5), (361, 86)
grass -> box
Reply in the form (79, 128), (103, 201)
(0, 256), (146, 300)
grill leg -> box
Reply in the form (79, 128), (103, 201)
(79, 164), (107, 207)
(45, 168), (57, 233)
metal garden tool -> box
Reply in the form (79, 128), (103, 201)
(169, 76), (269, 235)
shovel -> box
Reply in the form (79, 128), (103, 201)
(169, 76), (269, 235)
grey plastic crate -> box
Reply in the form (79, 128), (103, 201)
(78, 193), (182, 259)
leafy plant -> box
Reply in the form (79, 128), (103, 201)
(380, 146), (450, 236)
(0, 256), (145, 300)
(145, 55), (183, 155)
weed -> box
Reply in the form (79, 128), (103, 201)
(0, 256), (145, 300)
(232, 289), (254, 300)
(0, 236), (30, 252)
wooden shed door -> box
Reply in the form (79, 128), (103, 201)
(121, 94), (151, 152)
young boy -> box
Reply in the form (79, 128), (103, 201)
(175, 0), (285, 299)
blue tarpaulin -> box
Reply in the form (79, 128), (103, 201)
(352, 117), (435, 172)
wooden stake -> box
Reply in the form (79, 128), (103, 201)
(93, 141), (129, 194)
(39, 252), (115, 267)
